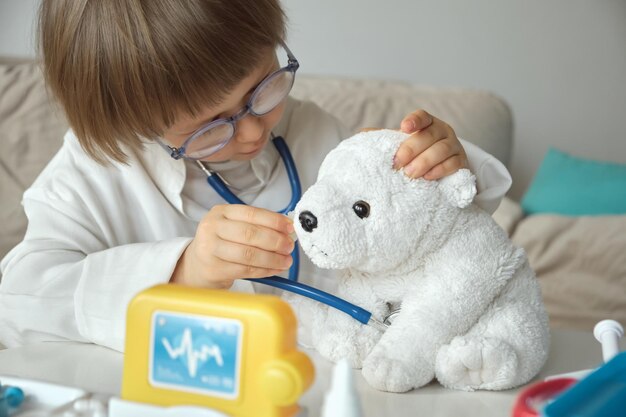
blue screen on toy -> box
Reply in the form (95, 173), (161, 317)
(149, 311), (243, 399)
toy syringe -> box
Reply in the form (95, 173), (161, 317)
(594, 319), (623, 363)
(546, 319), (624, 381)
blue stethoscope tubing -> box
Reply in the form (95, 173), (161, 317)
(204, 135), (388, 331)
(204, 135), (300, 282)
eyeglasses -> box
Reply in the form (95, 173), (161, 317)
(163, 41), (299, 160)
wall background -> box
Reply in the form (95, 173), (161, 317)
(2, 0), (625, 199)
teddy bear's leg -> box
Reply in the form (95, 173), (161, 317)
(361, 314), (437, 393)
(313, 306), (383, 368)
(284, 294), (373, 366)
(435, 271), (549, 391)
(282, 293), (328, 349)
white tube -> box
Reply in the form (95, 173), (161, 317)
(545, 369), (593, 381)
(321, 359), (362, 417)
(593, 320), (624, 363)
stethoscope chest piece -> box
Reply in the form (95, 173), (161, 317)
(383, 308), (401, 327)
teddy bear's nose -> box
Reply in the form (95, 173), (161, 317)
(298, 211), (318, 232)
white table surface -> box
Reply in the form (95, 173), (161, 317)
(0, 329), (621, 417)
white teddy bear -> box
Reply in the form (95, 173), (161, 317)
(291, 129), (550, 393)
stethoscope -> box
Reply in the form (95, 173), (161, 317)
(197, 134), (391, 331)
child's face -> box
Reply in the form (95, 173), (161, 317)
(162, 52), (284, 162)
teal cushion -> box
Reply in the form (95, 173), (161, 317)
(521, 148), (626, 216)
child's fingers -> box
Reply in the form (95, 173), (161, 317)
(403, 139), (461, 179)
(203, 264), (284, 288)
(219, 204), (294, 234)
(216, 218), (295, 255)
(393, 133), (438, 170)
(400, 109), (434, 133)
(422, 155), (467, 180)
(213, 240), (293, 271)
(365, 109), (434, 135)
(393, 122), (448, 170)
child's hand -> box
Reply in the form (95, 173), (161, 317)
(171, 205), (295, 288)
(394, 109), (468, 180)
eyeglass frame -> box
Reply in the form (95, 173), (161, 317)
(160, 41), (299, 161)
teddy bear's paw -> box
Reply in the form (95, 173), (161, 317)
(435, 336), (519, 391)
(361, 351), (433, 392)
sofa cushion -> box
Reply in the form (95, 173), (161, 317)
(512, 214), (626, 331)
(522, 148), (626, 216)
(0, 59), (68, 260)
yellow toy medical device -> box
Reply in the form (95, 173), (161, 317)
(117, 284), (314, 417)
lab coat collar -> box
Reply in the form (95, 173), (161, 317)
(140, 140), (187, 214)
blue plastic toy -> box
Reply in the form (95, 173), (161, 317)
(0, 382), (25, 417)
(543, 350), (626, 417)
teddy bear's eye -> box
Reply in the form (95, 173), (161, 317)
(352, 200), (370, 219)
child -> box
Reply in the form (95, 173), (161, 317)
(0, 0), (511, 352)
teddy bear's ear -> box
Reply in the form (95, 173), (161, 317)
(438, 169), (477, 208)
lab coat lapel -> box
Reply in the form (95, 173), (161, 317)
(139, 141), (187, 215)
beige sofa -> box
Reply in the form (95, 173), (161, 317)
(1, 58), (624, 333)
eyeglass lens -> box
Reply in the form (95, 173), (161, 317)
(184, 69), (295, 159)
(185, 123), (234, 159)
(250, 69), (295, 115)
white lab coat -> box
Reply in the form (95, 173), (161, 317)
(0, 97), (512, 352)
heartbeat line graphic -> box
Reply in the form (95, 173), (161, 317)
(162, 328), (224, 378)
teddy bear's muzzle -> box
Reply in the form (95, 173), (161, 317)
(298, 211), (318, 232)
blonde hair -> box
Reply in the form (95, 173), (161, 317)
(38, 0), (286, 163)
